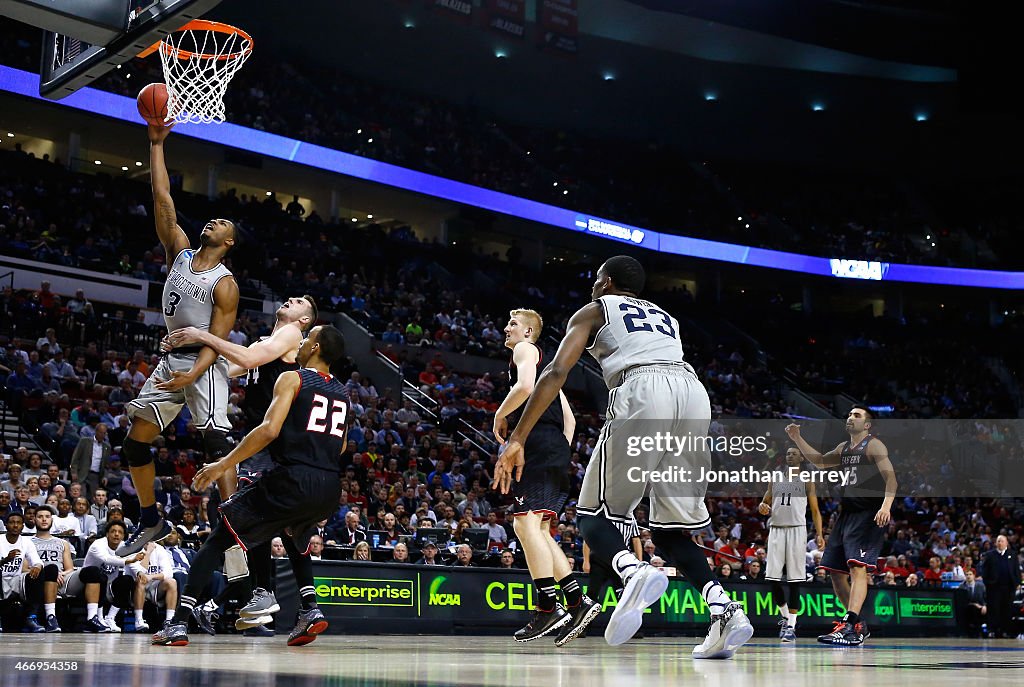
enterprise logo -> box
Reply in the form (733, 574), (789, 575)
(575, 217), (645, 244)
(829, 259), (889, 281)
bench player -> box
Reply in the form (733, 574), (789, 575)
(758, 447), (823, 641)
(498, 256), (753, 657)
(119, 123), (239, 555)
(785, 406), (896, 646)
(32, 504), (108, 632)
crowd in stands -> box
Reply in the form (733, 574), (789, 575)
(1, 22), (1017, 269)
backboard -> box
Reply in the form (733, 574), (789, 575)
(0, 0), (225, 99)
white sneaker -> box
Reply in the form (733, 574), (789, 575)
(604, 563), (668, 646)
(135, 620), (151, 633)
(692, 602), (754, 659)
(235, 615), (274, 630)
(104, 617), (122, 633)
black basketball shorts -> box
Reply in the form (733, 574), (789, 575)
(819, 509), (885, 574)
(510, 425), (570, 519)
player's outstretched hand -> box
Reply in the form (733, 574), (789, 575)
(492, 415), (508, 445)
(784, 423), (801, 441)
(166, 326), (203, 348)
(874, 508), (891, 527)
(492, 441), (524, 494)
(193, 459), (230, 493)
(154, 370), (194, 392)
(147, 122), (174, 144)
(757, 502), (771, 516)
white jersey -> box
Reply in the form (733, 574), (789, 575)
(587, 294), (686, 388)
(162, 248), (233, 333)
(84, 538), (128, 585)
(770, 472), (808, 528)
(128, 544), (173, 580)
(1, 535), (41, 577)
(31, 535), (70, 568)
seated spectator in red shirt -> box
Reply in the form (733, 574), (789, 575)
(418, 370), (438, 387)
(881, 555), (909, 579)
(922, 556), (944, 586)
(715, 537), (743, 569)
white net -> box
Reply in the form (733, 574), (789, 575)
(158, 23), (253, 124)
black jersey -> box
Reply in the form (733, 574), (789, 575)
(269, 368), (350, 473)
(243, 353), (299, 427)
(508, 342), (563, 431)
(839, 434), (886, 513)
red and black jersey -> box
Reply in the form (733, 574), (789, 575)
(269, 368), (350, 473)
(243, 354), (299, 428)
(507, 342), (563, 431)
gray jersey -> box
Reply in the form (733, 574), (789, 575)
(587, 294), (686, 388)
(31, 536), (68, 567)
(162, 249), (233, 333)
(770, 474), (808, 528)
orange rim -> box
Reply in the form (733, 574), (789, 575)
(138, 20), (253, 61)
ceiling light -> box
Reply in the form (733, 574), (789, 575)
(121, 166), (128, 171)
(367, 214), (373, 219)
(812, 103), (826, 112)
(135, 161), (143, 166)
(94, 160), (102, 165)
(704, 92), (718, 102)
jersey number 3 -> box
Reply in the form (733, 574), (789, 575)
(164, 291), (181, 316)
(306, 394), (347, 438)
(619, 303), (676, 338)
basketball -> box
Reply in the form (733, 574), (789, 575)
(137, 83), (169, 125)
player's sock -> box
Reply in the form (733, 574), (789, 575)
(299, 585), (317, 611)
(165, 608), (175, 622)
(844, 610), (860, 625)
(535, 577), (558, 612)
(558, 576), (582, 608)
(106, 606), (120, 622)
(44, 603), (56, 616)
(173, 595), (199, 624)
(139, 503), (159, 528)
(135, 609), (145, 623)
(87, 603), (99, 618)
(611, 551), (643, 584)
(702, 581), (733, 616)
(788, 612), (798, 629)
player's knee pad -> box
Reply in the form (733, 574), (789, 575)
(79, 566), (103, 584)
(42, 564), (60, 582)
(223, 545), (249, 582)
(202, 430), (233, 461)
(122, 437), (154, 468)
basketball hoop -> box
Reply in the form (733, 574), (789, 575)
(141, 20), (253, 124)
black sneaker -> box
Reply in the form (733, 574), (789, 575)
(151, 620), (189, 646)
(514, 606), (571, 643)
(116, 519), (172, 557)
(856, 620), (871, 640)
(45, 614), (62, 633)
(23, 616), (46, 633)
(83, 615), (111, 633)
(834, 623), (865, 646)
(817, 620), (850, 644)
(554, 597), (601, 647)
(191, 604), (219, 636)
(287, 607), (328, 647)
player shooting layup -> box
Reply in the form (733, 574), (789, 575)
(497, 255), (753, 658)
(119, 123), (239, 556)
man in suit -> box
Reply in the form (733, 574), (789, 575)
(70, 423), (111, 500)
(979, 535), (1021, 638)
(338, 511), (366, 546)
(958, 569), (987, 637)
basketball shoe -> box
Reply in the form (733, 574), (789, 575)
(605, 563), (668, 646)
(554, 596), (601, 647)
(692, 602), (754, 659)
(287, 607), (328, 647)
(514, 605), (571, 643)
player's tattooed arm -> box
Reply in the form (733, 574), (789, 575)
(147, 124), (190, 260)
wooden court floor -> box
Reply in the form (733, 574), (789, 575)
(0, 634), (1021, 687)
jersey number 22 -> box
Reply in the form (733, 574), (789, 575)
(306, 394), (347, 439)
